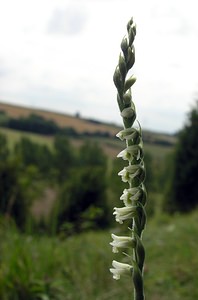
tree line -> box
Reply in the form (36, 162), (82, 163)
(0, 110), (175, 146)
(0, 111), (111, 138)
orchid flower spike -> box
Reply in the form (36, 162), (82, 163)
(110, 17), (147, 300)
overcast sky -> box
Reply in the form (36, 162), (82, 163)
(0, 0), (198, 133)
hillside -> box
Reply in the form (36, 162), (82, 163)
(0, 101), (176, 145)
(0, 101), (119, 136)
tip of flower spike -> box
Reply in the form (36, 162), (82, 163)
(127, 18), (134, 31)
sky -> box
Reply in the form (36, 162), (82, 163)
(0, 0), (198, 133)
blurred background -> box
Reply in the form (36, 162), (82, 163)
(0, 0), (198, 299)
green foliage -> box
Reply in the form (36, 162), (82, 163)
(143, 152), (153, 192)
(0, 134), (27, 227)
(0, 133), (9, 160)
(0, 130), (111, 232)
(0, 133), (48, 230)
(0, 110), (9, 127)
(53, 135), (76, 182)
(14, 137), (54, 176)
(51, 140), (110, 233)
(55, 166), (109, 233)
(78, 141), (107, 168)
(7, 113), (59, 135)
(0, 118), (175, 233)
(0, 158), (27, 228)
(143, 152), (155, 216)
(0, 222), (69, 300)
(164, 102), (198, 213)
(1, 211), (198, 299)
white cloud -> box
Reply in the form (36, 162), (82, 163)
(48, 3), (88, 35)
(0, 0), (198, 133)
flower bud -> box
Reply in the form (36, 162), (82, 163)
(123, 91), (131, 105)
(128, 27), (135, 45)
(127, 18), (134, 32)
(126, 46), (135, 69)
(119, 54), (127, 79)
(113, 67), (123, 91)
(121, 106), (136, 119)
(124, 75), (136, 92)
(121, 103), (136, 128)
(121, 36), (128, 53)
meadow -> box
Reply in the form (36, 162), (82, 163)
(1, 211), (198, 300)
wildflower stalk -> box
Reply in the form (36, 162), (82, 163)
(110, 18), (147, 300)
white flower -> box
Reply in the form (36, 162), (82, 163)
(120, 188), (131, 206)
(128, 187), (142, 201)
(118, 165), (145, 184)
(117, 145), (143, 162)
(118, 167), (130, 182)
(113, 206), (136, 224)
(116, 128), (140, 142)
(120, 187), (145, 206)
(110, 233), (135, 253)
(110, 260), (132, 280)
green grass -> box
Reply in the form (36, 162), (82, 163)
(1, 211), (198, 299)
(145, 212), (198, 299)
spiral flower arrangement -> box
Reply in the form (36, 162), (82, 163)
(110, 18), (147, 300)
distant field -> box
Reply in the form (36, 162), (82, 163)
(0, 127), (174, 161)
(0, 127), (122, 157)
(0, 102), (120, 136)
(0, 101), (176, 163)
(0, 101), (177, 146)
(0, 127), (54, 149)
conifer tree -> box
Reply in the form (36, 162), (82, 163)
(166, 101), (198, 212)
